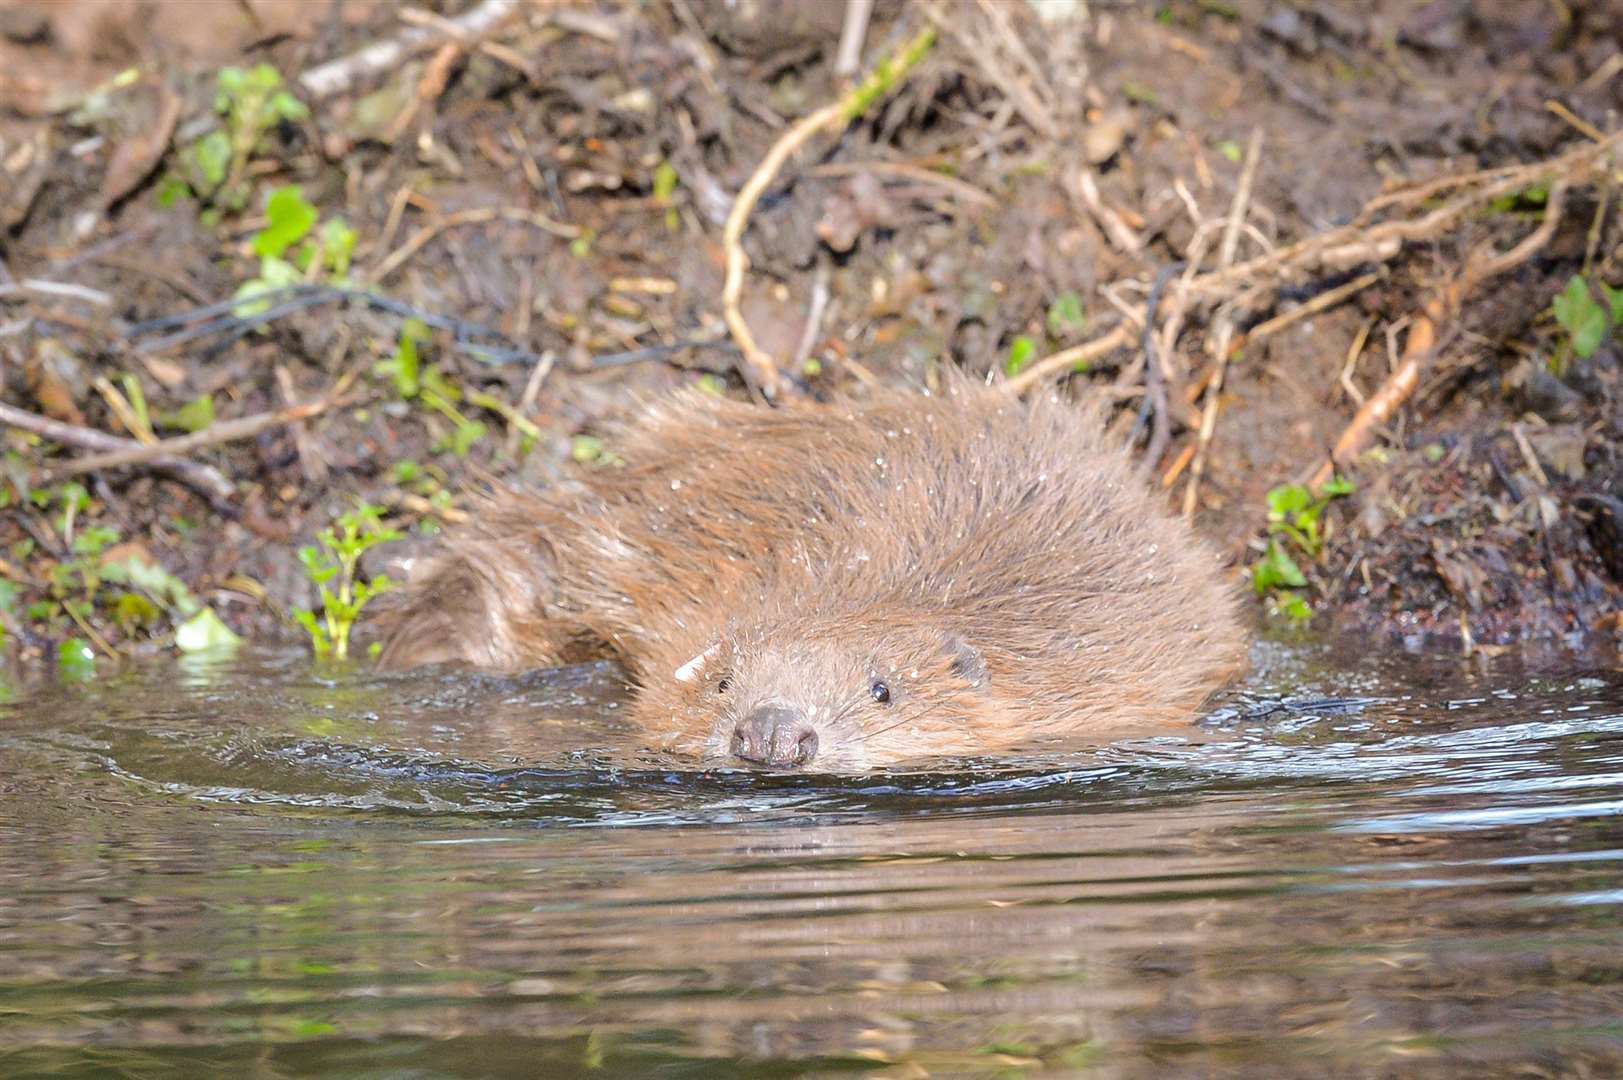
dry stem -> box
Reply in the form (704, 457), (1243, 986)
(45, 398), (345, 482)
(0, 402), (234, 503)
(1307, 180), (1570, 490)
(720, 26), (936, 398)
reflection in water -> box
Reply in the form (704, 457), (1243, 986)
(0, 645), (1621, 1076)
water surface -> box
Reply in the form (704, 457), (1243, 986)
(2, 641), (1622, 1077)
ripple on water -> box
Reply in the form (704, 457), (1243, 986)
(1, 644), (1622, 1077)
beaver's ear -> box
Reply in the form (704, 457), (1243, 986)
(940, 632), (987, 685)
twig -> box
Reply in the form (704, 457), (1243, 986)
(0, 279), (113, 306)
(793, 263), (833, 367)
(1339, 317), (1376, 405)
(1243, 270), (1384, 344)
(1196, 133), (1619, 297)
(387, 491), (470, 524)
(1013, 129), (1622, 400)
(368, 206), (579, 285)
(1307, 181), (1569, 490)
(297, 0), (523, 101)
(507, 350), (555, 457)
(835, 0), (875, 80)
(1074, 167), (1143, 254)
(92, 377), (155, 445)
(1003, 322), (1135, 394)
(0, 402), (234, 504)
(1135, 262), (1184, 473)
(276, 365), (328, 484)
(928, 2), (1056, 138)
(1181, 127), (1262, 513)
(125, 283), (549, 367)
(721, 26), (936, 398)
(466, 389), (542, 441)
(806, 160), (998, 208)
(45, 398), (346, 482)
(1547, 98), (1606, 143)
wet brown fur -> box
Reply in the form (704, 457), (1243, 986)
(374, 376), (1247, 769)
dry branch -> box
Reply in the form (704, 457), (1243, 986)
(45, 398), (345, 482)
(1012, 130), (1623, 403)
(297, 0), (525, 101)
(0, 402), (233, 503)
(1307, 180), (1571, 490)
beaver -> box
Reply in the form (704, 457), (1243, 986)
(374, 375), (1246, 769)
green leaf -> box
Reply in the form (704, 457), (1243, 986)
(1265, 483), (1313, 521)
(1553, 274), (1609, 359)
(1319, 474), (1355, 497)
(156, 175), (192, 207)
(112, 591), (161, 631)
(448, 420), (487, 458)
(232, 255), (301, 318)
(71, 526), (120, 557)
(192, 130), (232, 189)
(1252, 539), (1308, 595)
(1217, 139), (1242, 163)
(175, 607), (242, 653)
(255, 185), (319, 258)
(1274, 590), (1313, 621)
(57, 638), (96, 681)
(115, 554), (201, 617)
(1005, 335), (1038, 376)
(571, 434), (604, 464)
(162, 395), (215, 433)
(215, 66), (247, 109)
(292, 607), (331, 657)
(1046, 292), (1087, 339)
(319, 217), (357, 277)
(268, 89), (309, 123)
(390, 319), (426, 399)
(421, 363), (460, 404)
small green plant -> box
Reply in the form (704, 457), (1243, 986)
(14, 481), (236, 656)
(1251, 477), (1355, 621)
(293, 504), (402, 661)
(1551, 273), (1623, 362)
(160, 394), (216, 434)
(234, 185), (357, 315)
(1003, 293), (1092, 378)
(164, 63), (308, 210)
(372, 320), (488, 458)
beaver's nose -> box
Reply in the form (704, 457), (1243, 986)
(731, 705), (819, 767)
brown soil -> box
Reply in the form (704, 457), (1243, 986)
(1, 0), (1621, 670)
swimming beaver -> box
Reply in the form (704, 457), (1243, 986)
(374, 376), (1246, 769)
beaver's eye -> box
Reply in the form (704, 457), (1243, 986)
(870, 680), (891, 704)
(716, 676), (732, 695)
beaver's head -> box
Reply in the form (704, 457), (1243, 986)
(667, 616), (995, 770)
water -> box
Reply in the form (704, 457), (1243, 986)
(2, 641), (1622, 1077)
